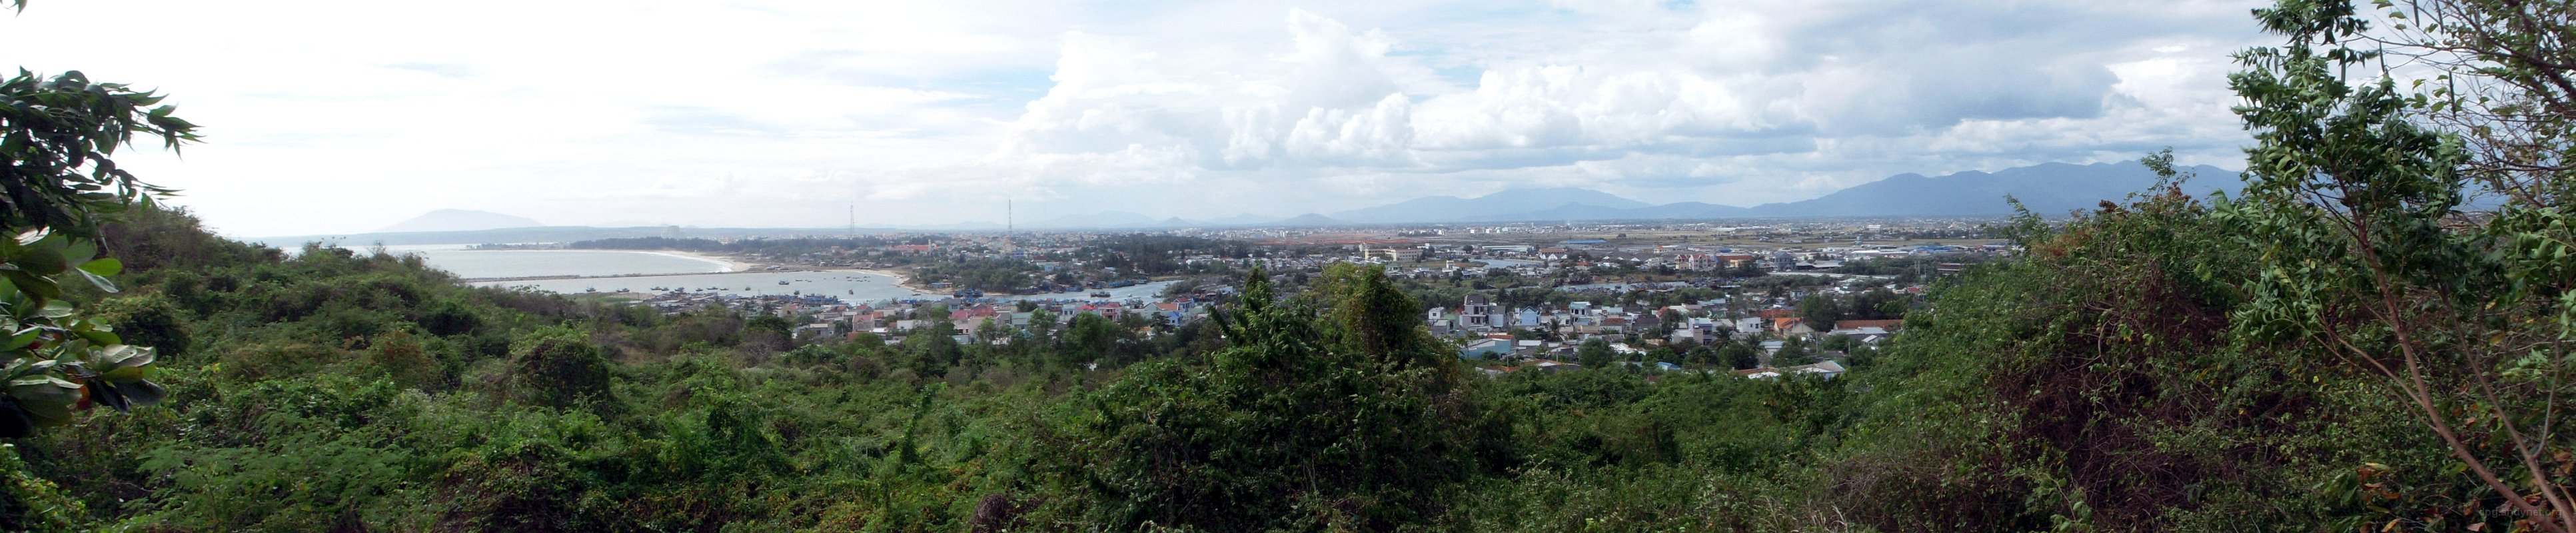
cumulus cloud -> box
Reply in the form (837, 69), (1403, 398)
(0, 0), (2272, 234)
(967, 0), (2270, 216)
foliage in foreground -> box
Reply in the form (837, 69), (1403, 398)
(7, 0), (2576, 531)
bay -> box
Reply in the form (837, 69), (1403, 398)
(381, 244), (1182, 302)
(376, 245), (734, 278)
(470, 270), (1179, 304)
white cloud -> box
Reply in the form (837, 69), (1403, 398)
(0, 0), (2273, 235)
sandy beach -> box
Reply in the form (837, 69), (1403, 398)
(863, 268), (938, 293)
(650, 250), (759, 272)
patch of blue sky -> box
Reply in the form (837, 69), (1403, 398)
(1399, 1), (1563, 25)
(935, 67), (1057, 99)
(1429, 64), (1486, 87)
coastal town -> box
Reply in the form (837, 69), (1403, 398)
(524, 217), (2010, 378)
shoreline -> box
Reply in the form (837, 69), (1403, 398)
(463, 266), (935, 292)
(864, 268), (940, 294)
(646, 250), (759, 272)
(465, 268), (1181, 303)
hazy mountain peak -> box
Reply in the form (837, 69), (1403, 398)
(1033, 211), (1160, 229)
(374, 209), (544, 233)
(1305, 159), (2243, 225)
(1472, 187), (1651, 209)
(1332, 187), (1651, 223)
(1273, 213), (1343, 227)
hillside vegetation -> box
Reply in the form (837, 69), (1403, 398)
(6, 0), (2576, 531)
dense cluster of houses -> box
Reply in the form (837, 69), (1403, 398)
(1430, 291), (1910, 380)
(627, 223), (1998, 378)
(636, 290), (1216, 346)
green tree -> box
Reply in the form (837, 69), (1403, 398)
(1577, 337), (1613, 368)
(364, 329), (441, 390)
(1061, 312), (1119, 369)
(1770, 338), (1816, 367)
(504, 326), (612, 409)
(1846, 288), (1906, 320)
(0, 4), (197, 436)
(2221, 1), (2576, 528)
(1718, 342), (1758, 370)
(1794, 294), (1842, 330)
(89, 291), (187, 357)
(416, 298), (481, 337)
(1047, 266), (1492, 530)
(1819, 334), (1860, 354)
(901, 327), (962, 378)
(1313, 263), (1443, 372)
(1686, 344), (1717, 366)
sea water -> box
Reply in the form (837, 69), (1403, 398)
(378, 245), (732, 278)
(469, 271), (1178, 304)
(387, 245), (1177, 302)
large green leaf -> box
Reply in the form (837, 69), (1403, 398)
(7, 233), (68, 275)
(75, 257), (117, 277)
(59, 241), (93, 268)
(8, 376), (81, 426)
(72, 327), (117, 348)
(7, 270), (58, 300)
(116, 379), (163, 407)
(93, 344), (149, 382)
(75, 257), (118, 292)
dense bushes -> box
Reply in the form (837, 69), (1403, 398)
(1, 186), (2529, 532)
(1031, 266), (1498, 531)
(7, 1), (2567, 522)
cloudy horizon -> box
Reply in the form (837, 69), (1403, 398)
(3, 0), (2270, 237)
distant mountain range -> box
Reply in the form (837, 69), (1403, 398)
(1013, 161), (2234, 229)
(1330, 187), (1652, 224)
(1734, 161), (2245, 218)
(1312, 161), (2242, 224)
(254, 160), (2242, 245)
(249, 226), (862, 249)
(1030, 211), (1161, 229)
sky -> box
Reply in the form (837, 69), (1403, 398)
(1, 0), (2274, 237)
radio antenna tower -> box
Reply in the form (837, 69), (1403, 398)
(1006, 197), (1014, 237)
(846, 204), (855, 237)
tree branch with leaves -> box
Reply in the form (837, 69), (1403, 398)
(0, 3), (195, 438)
(2227, 1), (2576, 530)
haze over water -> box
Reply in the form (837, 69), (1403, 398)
(386, 245), (1180, 302)
(470, 270), (1178, 304)
(382, 245), (732, 278)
